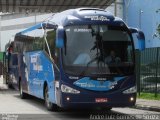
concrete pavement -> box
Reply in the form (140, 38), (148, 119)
(0, 75), (8, 90)
(135, 99), (160, 112)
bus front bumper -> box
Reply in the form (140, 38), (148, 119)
(59, 92), (136, 109)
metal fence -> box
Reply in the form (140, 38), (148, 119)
(136, 47), (160, 96)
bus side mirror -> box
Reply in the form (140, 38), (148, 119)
(129, 28), (145, 51)
(56, 26), (64, 48)
(137, 30), (145, 51)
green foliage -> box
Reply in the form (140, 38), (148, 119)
(46, 30), (56, 56)
(157, 24), (160, 39)
(0, 52), (4, 61)
(137, 93), (160, 100)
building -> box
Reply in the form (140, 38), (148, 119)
(0, 13), (52, 51)
(124, 0), (160, 48)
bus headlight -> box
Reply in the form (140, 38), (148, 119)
(61, 84), (80, 94)
(123, 86), (136, 94)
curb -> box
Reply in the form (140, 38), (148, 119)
(133, 104), (160, 112)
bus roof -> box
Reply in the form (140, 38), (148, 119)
(17, 8), (126, 35)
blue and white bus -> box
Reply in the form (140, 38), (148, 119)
(12, 8), (145, 111)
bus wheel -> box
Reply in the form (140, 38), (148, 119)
(19, 80), (27, 99)
(8, 83), (13, 89)
(8, 75), (13, 89)
(44, 86), (58, 111)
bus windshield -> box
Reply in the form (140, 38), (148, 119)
(63, 25), (134, 77)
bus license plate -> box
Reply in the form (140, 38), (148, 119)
(95, 98), (108, 103)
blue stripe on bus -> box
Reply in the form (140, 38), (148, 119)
(20, 23), (42, 34)
(73, 77), (125, 91)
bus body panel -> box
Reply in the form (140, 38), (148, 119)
(22, 51), (56, 103)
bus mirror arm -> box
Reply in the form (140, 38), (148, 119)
(129, 28), (145, 39)
(129, 27), (138, 33)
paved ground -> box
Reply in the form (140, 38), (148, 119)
(137, 99), (160, 108)
(0, 89), (160, 120)
(135, 99), (160, 112)
(0, 90), (49, 114)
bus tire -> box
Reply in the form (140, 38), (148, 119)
(8, 83), (13, 89)
(44, 86), (58, 111)
(8, 75), (14, 89)
(19, 80), (27, 99)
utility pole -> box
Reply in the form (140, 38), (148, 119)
(137, 9), (143, 96)
(139, 9), (143, 30)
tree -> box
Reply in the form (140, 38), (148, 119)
(157, 24), (160, 39)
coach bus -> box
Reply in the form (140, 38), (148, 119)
(4, 40), (18, 88)
(11, 8), (145, 111)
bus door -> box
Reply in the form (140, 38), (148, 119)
(19, 53), (30, 93)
